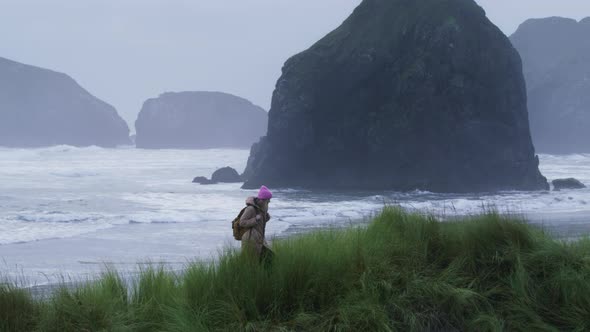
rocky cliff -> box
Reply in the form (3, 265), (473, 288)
(135, 92), (268, 149)
(0, 57), (130, 147)
(511, 17), (590, 153)
(243, 0), (548, 193)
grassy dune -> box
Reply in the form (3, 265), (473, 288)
(2, 207), (590, 331)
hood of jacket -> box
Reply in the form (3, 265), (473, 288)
(245, 196), (258, 207)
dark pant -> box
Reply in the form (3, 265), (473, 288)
(260, 245), (274, 268)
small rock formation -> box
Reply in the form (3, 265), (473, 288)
(193, 167), (242, 185)
(552, 178), (587, 191)
(510, 17), (590, 153)
(211, 167), (242, 183)
(135, 92), (268, 149)
(242, 0), (548, 193)
(0, 57), (130, 147)
(192, 176), (216, 185)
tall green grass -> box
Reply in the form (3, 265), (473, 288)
(0, 283), (40, 332)
(2, 207), (590, 331)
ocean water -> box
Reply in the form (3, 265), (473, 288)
(1, 146), (589, 285)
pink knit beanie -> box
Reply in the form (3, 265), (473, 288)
(257, 185), (273, 200)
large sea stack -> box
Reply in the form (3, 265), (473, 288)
(243, 0), (548, 193)
(0, 57), (130, 147)
(135, 92), (268, 149)
(510, 17), (590, 154)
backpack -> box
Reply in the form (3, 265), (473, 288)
(232, 205), (258, 240)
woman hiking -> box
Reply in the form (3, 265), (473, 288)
(239, 185), (273, 263)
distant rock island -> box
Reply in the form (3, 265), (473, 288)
(0, 57), (130, 148)
(135, 92), (268, 149)
(511, 17), (590, 154)
(243, 0), (548, 193)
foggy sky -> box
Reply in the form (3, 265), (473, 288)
(1, 0), (589, 131)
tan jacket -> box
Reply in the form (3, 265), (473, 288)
(239, 197), (270, 254)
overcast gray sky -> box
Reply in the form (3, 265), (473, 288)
(1, 0), (589, 131)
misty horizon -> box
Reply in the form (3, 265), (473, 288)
(1, 0), (589, 130)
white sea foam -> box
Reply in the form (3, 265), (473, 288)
(0, 147), (589, 285)
(0, 148), (589, 244)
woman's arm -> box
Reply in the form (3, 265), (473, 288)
(239, 206), (258, 228)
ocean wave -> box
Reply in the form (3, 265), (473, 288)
(128, 219), (182, 225)
(0, 219), (118, 245)
(2, 150), (590, 252)
(10, 211), (116, 224)
(539, 153), (590, 159)
(34, 145), (108, 154)
(49, 171), (101, 178)
(15, 215), (93, 223)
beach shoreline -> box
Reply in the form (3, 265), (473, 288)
(9, 209), (590, 300)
